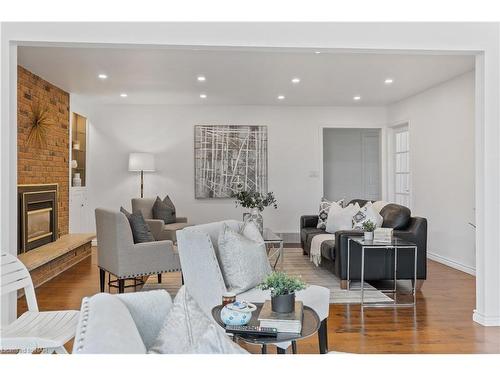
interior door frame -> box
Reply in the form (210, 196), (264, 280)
(387, 121), (411, 208)
(319, 125), (386, 201)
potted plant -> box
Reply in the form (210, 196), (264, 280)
(232, 191), (278, 234)
(259, 272), (306, 313)
(362, 220), (376, 241)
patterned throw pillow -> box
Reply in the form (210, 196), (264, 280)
(317, 198), (344, 229)
(152, 195), (177, 224)
(352, 202), (384, 229)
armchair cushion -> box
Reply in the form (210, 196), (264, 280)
(74, 293), (147, 354)
(380, 203), (411, 229)
(148, 287), (247, 354)
(120, 207), (155, 243)
(153, 195), (176, 224)
(217, 224), (271, 294)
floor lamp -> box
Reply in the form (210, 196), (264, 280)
(128, 153), (155, 198)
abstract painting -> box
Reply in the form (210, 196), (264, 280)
(194, 125), (268, 198)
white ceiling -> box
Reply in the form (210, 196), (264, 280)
(18, 46), (475, 106)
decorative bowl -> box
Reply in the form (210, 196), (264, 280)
(220, 301), (257, 326)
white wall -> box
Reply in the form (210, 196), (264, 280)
(323, 128), (381, 203)
(388, 71), (476, 274)
(85, 104), (386, 235)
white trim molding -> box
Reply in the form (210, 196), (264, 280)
(473, 310), (500, 326)
(427, 251), (476, 276)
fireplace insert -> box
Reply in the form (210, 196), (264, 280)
(18, 184), (59, 254)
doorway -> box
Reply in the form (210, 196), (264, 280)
(322, 128), (381, 203)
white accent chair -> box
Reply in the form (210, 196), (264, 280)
(0, 253), (79, 354)
(176, 220), (330, 354)
(73, 290), (172, 354)
(95, 208), (181, 293)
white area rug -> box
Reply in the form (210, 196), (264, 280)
(143, 247), (392, 304)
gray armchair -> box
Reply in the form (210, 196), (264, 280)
(131, 198), (191, 242)
(95, 208), (181, 293)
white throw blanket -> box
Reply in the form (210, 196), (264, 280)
(310, 234), (336, 266)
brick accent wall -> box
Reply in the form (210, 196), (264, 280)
(17, 66), (70, 237)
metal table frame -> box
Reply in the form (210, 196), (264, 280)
(263, 228), (284, 270)
(347, 236), (417, 307)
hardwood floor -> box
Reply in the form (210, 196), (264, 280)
(17, 248), (500, 354)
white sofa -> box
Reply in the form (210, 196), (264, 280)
(176, 220), (330, 353)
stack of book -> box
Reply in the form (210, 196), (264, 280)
(257, 300), (303, 334)
(373, 228), (393, 243)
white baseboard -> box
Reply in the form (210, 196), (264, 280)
(473, 310), (500, 326)
(427, 251), (476, 276)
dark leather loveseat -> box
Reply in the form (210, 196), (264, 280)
(300, 199), (427, 289)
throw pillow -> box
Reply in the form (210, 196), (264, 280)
(372, 200), (389, 213)
(352, 202), (384, 229)
(152, 195), (177, 224)
(217, 224), (272, 294)
(317, 198), (345, 229)
(239, 220), (265, 244)
(148, 287), (247, 354)
(120, 206), (155, 243)
(325, 203), (360, 234)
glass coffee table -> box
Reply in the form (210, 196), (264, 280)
(211, 303), (320, 354)
(347, 236), (418, 307)
(262, 228), (284, 270)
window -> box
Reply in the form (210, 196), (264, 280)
(394, 125), (410, 207)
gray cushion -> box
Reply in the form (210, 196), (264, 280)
(152, 195), (176, 224)
(148, 287), (247, 354)
(120, 206), (155, 244)
(217, 223), (271, 294)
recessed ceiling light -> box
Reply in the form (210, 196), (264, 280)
(315, 51), (321, 54)
(353, 96), (361, 101)
(291, 77), (301, 84)
(277, 95), (285, 100)
(384, 78), (394, 85)
(120, 93), (128, 98)
(200, 93), (207, 99)
(197, 76), (206, 82)
(98, 74), (108, 79)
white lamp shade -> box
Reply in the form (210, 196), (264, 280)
(128, 153), (156, 172)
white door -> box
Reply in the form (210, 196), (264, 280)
(393, 125), (410, 207)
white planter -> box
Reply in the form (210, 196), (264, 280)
(364, 232), (374, 241)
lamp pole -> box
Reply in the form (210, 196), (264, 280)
(140, 170), (144, 198)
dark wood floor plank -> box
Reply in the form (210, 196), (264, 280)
(17, 248), (500, 354)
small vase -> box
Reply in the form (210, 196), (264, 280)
(246, 207), (263, 235)
(364, 231), (373, 241)
(271, 293), (295, 313)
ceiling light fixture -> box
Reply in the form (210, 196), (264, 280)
(277, 95), (285, 100)
(384, 78), (394, 85)
(197, 76), (206, 82)
(120, 93), (128, 98)
(353, 96), (361, 101)
(200, 93), (207, 99)
(291, 77), (301, 84)
(98, 74), (108, 79)
(315, 51), (321, 54)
